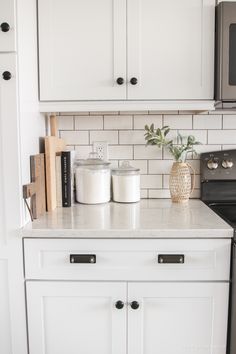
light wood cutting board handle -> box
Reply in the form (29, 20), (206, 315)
(50, 114), (58, 137)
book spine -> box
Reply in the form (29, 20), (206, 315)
(61, 152), (71, 207)
(56, 155), (62, 207)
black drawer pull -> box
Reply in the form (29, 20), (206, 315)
(158, 254), (185, 264)
(70, 254), (96, 264)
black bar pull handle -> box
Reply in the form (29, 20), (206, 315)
(158, 254), (185, 264)
(70, 254), (96, 264)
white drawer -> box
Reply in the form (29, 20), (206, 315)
(24, 238), (231, 281)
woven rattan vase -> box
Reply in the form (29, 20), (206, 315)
(169, 162), (195, 203)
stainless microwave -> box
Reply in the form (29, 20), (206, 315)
(215, 2), (236, 101)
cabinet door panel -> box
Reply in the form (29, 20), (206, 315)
(0, 54), (21, 241)
(38, 0), (126, 101)
(26, 282), (127, 354)
(128, 282), (229, 354)
(0, 0), (16, 52)
(0, 259), (11, 353)
(127, 0), (215, 99)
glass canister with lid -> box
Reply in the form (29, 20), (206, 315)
(75, 153), (111, 204)
(111, 161), (140, 203)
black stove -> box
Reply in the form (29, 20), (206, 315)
(201, 149), (236, 232)
(208, 203), (236, 228)
(200, 149), (236, 354)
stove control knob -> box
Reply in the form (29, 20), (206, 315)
(207, 159), (218, 170)
(222, 159), (234, 169)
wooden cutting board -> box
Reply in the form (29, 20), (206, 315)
(45, 115), (66, 211)
(23, 153), (46, 219)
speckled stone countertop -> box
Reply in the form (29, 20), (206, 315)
(21, 199), (233, 238)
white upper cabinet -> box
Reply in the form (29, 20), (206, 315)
(127, 0), (215, 100)
(0, 0), (16, 52)
(0, 54), (20, 240)
(38, 0), (126, 101)
(38, 0), (215, 106)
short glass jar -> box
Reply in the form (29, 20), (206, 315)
(111, 161), (140, 203)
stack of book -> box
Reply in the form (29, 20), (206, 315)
(55, 150), (76, 207)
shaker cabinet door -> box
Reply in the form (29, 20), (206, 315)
(26, 281), (127, 354)
(0, 54), (21, 240)
(38, 0), (126, 101)
(127, 0), (215, 100)
(128, 282), (229, 354)
(0, 0), (16, 52)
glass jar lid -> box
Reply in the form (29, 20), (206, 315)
(75, 152), (110, 169)
(112, 161), (140, 176)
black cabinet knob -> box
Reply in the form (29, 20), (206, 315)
(130, 301), (139, 310)
(130, 77), (138, 85)
(0, 22), (10, 32)
(115, 300), (124, 309)
(2, 71), (12, 80)
(116, 77), (124, 85)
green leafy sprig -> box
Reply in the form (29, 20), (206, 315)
(144, 125), (201, 162)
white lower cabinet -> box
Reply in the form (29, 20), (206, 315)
(128, 282), (229, 354)
(26, 282), (127, 354)
(26, 281), (229, 354)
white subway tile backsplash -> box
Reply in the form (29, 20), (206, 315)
(149, 188), (200, 199)
(58, 116), (74, 130)
(223, 115), (236, 129)
(65, 145), (75, 151)
(148, 189), (170, 198)
(187, 160), (200, 174)
(178, 130), (207, 144)
(90, 130), (118, 144)
(134, 145), (162, 160)
(208, 130), (236, 144)
(119, 130), (145, 145)
(141, 175), (162, 189)
(109, 160), (119, 169)
(163, 175), (170, 189)
(134, 115), (162, 129)
(149, 160), (173, 174)
(75, 115), (103, 130)
(222, 145), (236, 150)
(75, 145), (92, 159)
(141, 189), (148, 198)
(194, 175), (201, 189)
(164, 115), (192, 129)
(109, 145), (133, 160)
(104, 115), (132, 130)
(193, 144), (222, 158)
(190, 189), (201, 198)
(58, 110), (236, 199)
(60, 131), (89, 145)
(193, 114), (222, 129)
